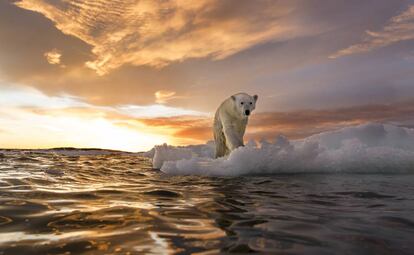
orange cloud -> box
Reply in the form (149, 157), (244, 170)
(44, 49), (62, 65)
(15, 0), (306, 75)
(155, 90), (176, 104)
(139, 116), (212, 144)
(137, 100), (414, 143)
(330, 5), (414, 58)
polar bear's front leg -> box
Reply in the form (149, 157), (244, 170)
(223, 125), (244, 151)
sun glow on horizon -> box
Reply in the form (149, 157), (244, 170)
(0, 107), (169, 152)
(0, 84), (205, 152)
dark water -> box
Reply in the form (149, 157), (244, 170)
(0, 151), (414, 254)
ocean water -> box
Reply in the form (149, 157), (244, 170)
(0, 151), (414, 254)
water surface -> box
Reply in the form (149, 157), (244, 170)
(0, 151), (413, 254)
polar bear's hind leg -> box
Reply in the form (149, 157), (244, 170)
(214, 129), (226, 158)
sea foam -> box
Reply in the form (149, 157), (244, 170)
(150, 123), (414, 176)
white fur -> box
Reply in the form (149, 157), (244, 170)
(213, 93), (258, 158)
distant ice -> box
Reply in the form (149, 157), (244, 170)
(150, 123), (414, 176)
(0, 149), (135, 156)
(42, 149), (122, 156)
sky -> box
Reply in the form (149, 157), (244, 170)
(0, 0), (413, 151)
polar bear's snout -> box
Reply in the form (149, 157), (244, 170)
(245, 109), (250, 116)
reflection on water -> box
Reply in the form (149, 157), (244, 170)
(0, 151), (414, 254)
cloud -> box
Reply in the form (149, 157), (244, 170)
(155, 90), (176, 104)
(44, 48), (62, 65)
(139, 100), (414, 143)
(117, 104), (206, 118)
(0, 83), (87, 108)
(14, 0), (310, 75)
(0, 84), (206, 118)
(139, 116), (212, 144)
(330, 5), (414, 58)
(3, 0), (412, 115)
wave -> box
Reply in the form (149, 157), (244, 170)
(150, 123), (414, 176)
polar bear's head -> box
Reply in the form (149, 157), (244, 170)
(231, 93), (258, 118)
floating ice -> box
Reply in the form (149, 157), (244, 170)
(152, 144), (193, 169)
(150, 123), (414, 176)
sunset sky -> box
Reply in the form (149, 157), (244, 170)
(0, 0), (414, 151)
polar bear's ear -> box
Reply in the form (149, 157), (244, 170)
(253, 95), (258, 102)
(231, 95), (236, 101)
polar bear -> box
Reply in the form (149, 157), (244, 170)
(213, 93), (258, 158)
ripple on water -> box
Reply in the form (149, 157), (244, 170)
(44, 169), (64, 176)
(335, 191), (395, 199)
(143, 190), (181, 198)
(0, 200), (50, 216)
(0, 216), (12, 226)
(379, 216), (414, 229)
